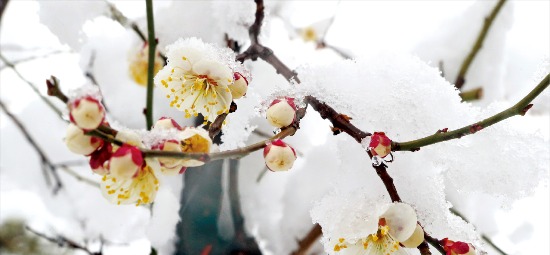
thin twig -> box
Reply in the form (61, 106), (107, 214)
(83, 51), (110, 112)
(0, 0), (9, 21)
(144, 0), (156, 130)
(58, 165), (100, 188)
(106, 0), (166, 63)
(1, 53), (65, 121)
(392, 73), (549, 152)
(455, 0), (507, 89)
(249, 0), (265, 45)
(291, 224), (323, 255)
(424, 233), (446, 254)
(25, 226), (100, 255)
(255, 166), (269, 183)
(0, 49), (69, 70)
(0, 100), (63, 194)
(450, 208), (509, 255)
(459, 87), (484, 102)
(208, 102), (237, 140)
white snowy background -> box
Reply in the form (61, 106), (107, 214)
(0, 1), (548, 255)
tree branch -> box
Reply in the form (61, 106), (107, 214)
(290, 224), (322, 255)
(25, 226), (100, 255)
(392, 73), (549, 151)
(459, 87), (483, 102)
(0, 100), (62, 193)
(143, 123), (299, 162)
(249, 0), (265, 45)
(106, 1), (166, 63)
(455, 0), (507, 89)
(1, 53), (65, 121)
(144, 0), (156, 130)
(450, 208), (509, 255)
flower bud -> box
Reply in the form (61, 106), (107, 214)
(153, 117), (183, 130)
(263, 139), (297, 171)
(369, 132), (391, 158)
(89, 143), (112, 176)
(266, 97), (297, 128)
(442, 238), (476, 255)
(401, 224), (425, 248)
(129, 44), (163, 86)
(228, 72), (248, 99)
(69, 96), (105, 130)
(152, 140), (187, 175)
(65, 124), (102, 155)
(109, 145), (143, 180)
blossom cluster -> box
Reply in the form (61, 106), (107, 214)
(64, 92), (214, 205)
(321, 202), (477, 255)
(60, 38), (308, 207)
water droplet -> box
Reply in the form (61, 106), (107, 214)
(372, 156), (383, 166)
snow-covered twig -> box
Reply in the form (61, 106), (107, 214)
(392, 73), (549, 151)
(455, 0), (507, 89)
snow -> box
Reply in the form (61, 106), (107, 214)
(1, 1), (549, 255)
(146, 187), (181, 254)
(38, 0), (108, 50)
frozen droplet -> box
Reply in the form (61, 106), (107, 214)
(372, 156), (382, 166)
(360, 136), (372, 151)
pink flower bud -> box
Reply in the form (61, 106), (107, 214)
(266, 97), (297, 128)
(65, 124), (103, 155)
(109, 145), (143, 180)
(153, 117), (183, 130)
(369, 132), (392, 158)
(263, 139), (297, 171)
(69, 96), (105, 130)
(152, 139), (187, 175)
(442, 238), (476, 255)
(89, 143), (112, 176)
(228, 72), (248, 99)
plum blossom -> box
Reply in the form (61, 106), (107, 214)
(155, 37), (246, 122)
(128, 43), (164, 86)
(99, 130), (161, 206)
(151, 139), (187, 175)
(329, 203), (421, 255)
(176, 127), (212, 167)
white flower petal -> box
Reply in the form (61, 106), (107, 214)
(380, 203), (418, 242)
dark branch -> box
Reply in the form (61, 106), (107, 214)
(290, 224), (322, 255)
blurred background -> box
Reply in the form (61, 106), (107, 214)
(0, 1), (548, 255)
